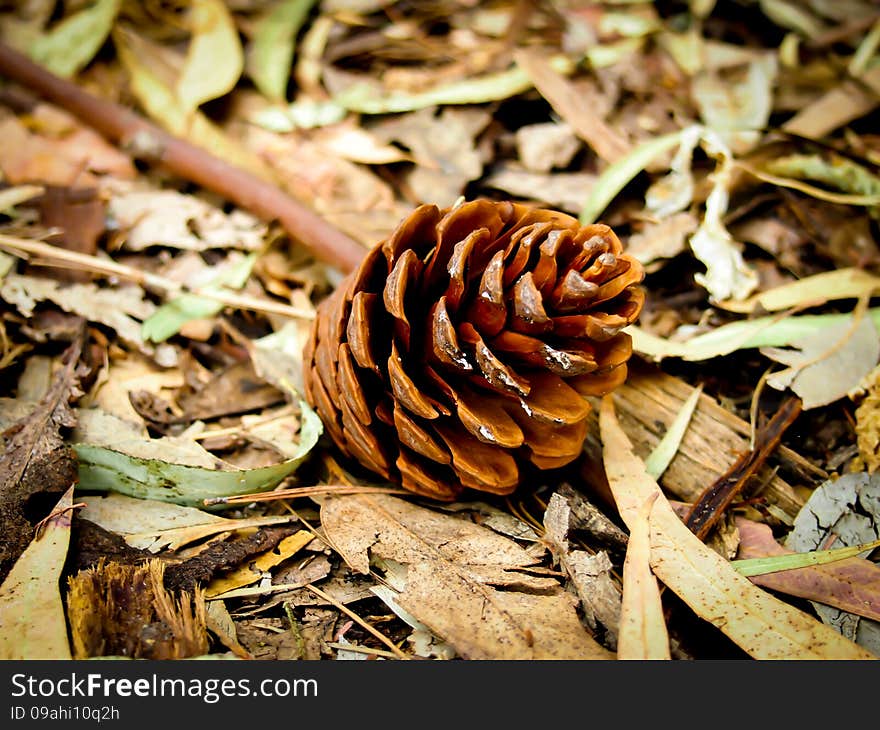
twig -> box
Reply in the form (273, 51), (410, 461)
(304, 583), (410, 660)
(204, 484), (410, 506)
(0, 232), (315, 320)
(0, 41), (366, 275)
(683, 396), (803, 541)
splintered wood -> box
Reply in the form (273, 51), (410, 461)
(583, 360), (817, 523)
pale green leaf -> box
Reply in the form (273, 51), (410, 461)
(28, 0), (120, 78)
(74, 400), (322, 507)
(177, 0), (244, 113)
(761, 153), (880, 201)
(758, 0), (825, 38)
(716, 268), (880, 314)
(732, 538), (880, 578)
(248, 0), (316, 102)
(334, 55), (575, 114)
(630, 307), (880, 362)
(0, 486), (74, 659)
(142, 253), (256, 343)
(644, 384), (702, 479)
(580, 128), (689, 225)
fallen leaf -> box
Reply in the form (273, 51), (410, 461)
(372, 106), (491, 207)
(333, 55), (575, 115)
(617, 492), (670, 659)
(73, 399), (322, 507)
(0, 273), (157, 355)
(78, 491), (295, 552)
(483, 165), (597, 214)
(543, 492), (621, 644)
(630, 307), (880, 362)
(515, 121), (581, 173)
(321, 493), (613, 659)
(580, 127), (688, 225)
(176, 0), (244, 114)
(0, 485), (75, 659)
(515, 49), (630, 163)
(736, 516), (880, 622)
(599, 395), (874, 659)
(716, 268), (880, 314)
(27, 0), (120, 78)
(644, 383), (703, 480)
(762, 312), (880, 409)
(141, 252), (256, 343)
(109, 187), (267, 252)
(247, 0), (316, 102)
(855, 366), (880, 472)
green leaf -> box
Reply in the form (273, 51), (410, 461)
(579, 128), (689, 224)
(28, 0), (121, 78)
(176, 0), (244, 114)
(248, 0), (317, 102)
(732, 538), (880, 578)
(630, 307), (880, 362)
(334, 55), (575, 114)
(644, 384), (702, 479)
(142, 253), (256, 343)
(74, 400), (323, 508)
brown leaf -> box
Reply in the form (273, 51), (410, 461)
(321, 493), (613, 659)
(736, 517), (880, 623)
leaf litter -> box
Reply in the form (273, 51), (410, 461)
(0, 0), (879, 661)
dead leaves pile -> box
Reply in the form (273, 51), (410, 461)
(1, 0), (880, 661)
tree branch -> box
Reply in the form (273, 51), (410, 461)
(0, 41), (367, 275)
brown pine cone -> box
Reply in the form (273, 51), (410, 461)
(303, 200), (645, 500)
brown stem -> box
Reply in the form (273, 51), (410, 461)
(0, 41), (366, 275)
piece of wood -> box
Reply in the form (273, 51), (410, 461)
(582, 359), (808, 522)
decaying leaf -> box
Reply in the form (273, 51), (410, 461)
(599, 395), (874, 659)
(0, 485), (75, 659)
(78, 491), (295, 552)
(783, 471), (880, 653)
(736, 517), (880, 622)
(762, 311), (880, 410)
(321, 493), (613, 659)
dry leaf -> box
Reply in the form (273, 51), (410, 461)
(736, 517), (880, 623)
(599, 395), (875, 659)
(617, 492), (670, 660)
(205, 530), (314, 597)
(321, 494), (613, 659)
(78, 492), (294, 552)
(762, 313), (880, 410)
(0, 485), (75, 659)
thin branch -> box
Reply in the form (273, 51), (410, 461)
(0, 41), (367, 275)
(0, 233), (315, 320)
(305, 583), (410, 660)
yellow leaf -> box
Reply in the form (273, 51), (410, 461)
(176, 0), (244, 114)
(599, 396), (875, 659)
(0, 486), (75, 659)
(716, 268), (880, 314)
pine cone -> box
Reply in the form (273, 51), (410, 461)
(303, 200), (645, 500)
